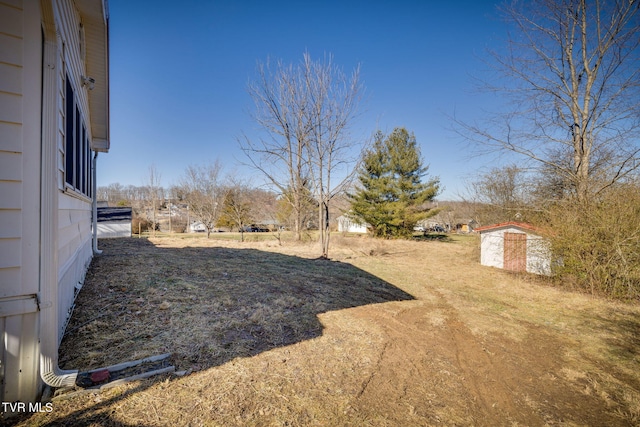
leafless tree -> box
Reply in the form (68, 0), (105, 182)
(240, 57), (311, 241)
(96, 185), (109, 203)
(146, 164), (162, 237)
(467, 165), (533, 224)
(241, 52), (363, 257)
(302, 53), (363, 258)
(275, 183), (317, 233)
(180, 161), (227, 238)
(458, 0), (640, 202)
(219, 177), (254, 241)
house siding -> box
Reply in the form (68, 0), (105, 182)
(0, 310), (39, 404)
(55, 0), (94, 344)
(0, 0), (24, 307)
(1, 0), (106, 407)
(0, 0), (43, 405)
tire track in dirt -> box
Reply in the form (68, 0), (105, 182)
(349, 307), (452, 424)
(421, 284), (529, 423)
(351, 298), (538, 425)
(347, 284), (627, 426)
(443, 313), (527, 424)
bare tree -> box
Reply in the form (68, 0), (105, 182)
(302, 53), (363, 258)
(241, 52), (363, 257)
(467, 165), (533, 224)
(146, 164), (162, 237)
(459, 0), (640, 202)
(96, 185), (109, 202)
(219, 177), (253, 241)
(276, 183), (317, 233)
(180, 162), (227, 238)
(240, 57), (311, 241)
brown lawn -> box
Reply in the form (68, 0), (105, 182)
(13, 234), (640, 426)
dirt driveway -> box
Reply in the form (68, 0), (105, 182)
(15, 235), (640, 426)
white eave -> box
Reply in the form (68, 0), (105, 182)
(76, 0), (110, 153)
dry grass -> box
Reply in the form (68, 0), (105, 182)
(11, 234), (640, 426)
(57, 236), (412, 374)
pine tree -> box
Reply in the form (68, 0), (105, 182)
(348, 128), (440, 238)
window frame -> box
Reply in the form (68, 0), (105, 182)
(64, 73), (92, 199)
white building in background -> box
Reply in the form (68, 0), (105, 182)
(189, 221), (207, 232)
(476, 222), (552, 276)
(0, 0), (109, 411)
(337, 214), (368, 234)
(97, 207), (132, 238)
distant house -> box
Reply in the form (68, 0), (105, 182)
(475, 222), (551, 276)
(337, 214), (368, 233)
(0, 1), (110, 409)
(189, 221), (208, 233)
(456, 219), (477, 233)
(97, 207), (132, 238)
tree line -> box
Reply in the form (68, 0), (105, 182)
(98, 166), (305, 241)
(99, 125), (441, 244)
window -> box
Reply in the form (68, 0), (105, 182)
(64, 74), (92, 198)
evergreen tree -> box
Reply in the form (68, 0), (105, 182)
(349, 128), (440, 238)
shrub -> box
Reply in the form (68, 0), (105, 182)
(132, 216), (153, 234)
(547, 185), (640, 300)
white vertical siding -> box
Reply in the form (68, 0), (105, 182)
(526, 236), (552, 276)
(480, 230), (505, 270)
(1, 310), (39, 403)
(57, 193), (93, 341)
(56, 29), (66, 191)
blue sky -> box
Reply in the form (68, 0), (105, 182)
(101, 0), (509, 200)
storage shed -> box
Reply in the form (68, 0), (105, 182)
(97, 207), (132, 238)
(475, 222), (551, 276)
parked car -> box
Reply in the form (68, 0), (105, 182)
(241, 226), (269, 232)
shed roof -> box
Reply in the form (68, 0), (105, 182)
(97, 207), (132, 223)
(475, 221), (542, 234)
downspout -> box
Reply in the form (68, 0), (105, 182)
(39, 1), (77, 388)
(92, 151), (102, 255)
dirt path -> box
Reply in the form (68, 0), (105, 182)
(345, 279), (628, 426)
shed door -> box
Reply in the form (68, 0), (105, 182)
(504, 232), (527, 272)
